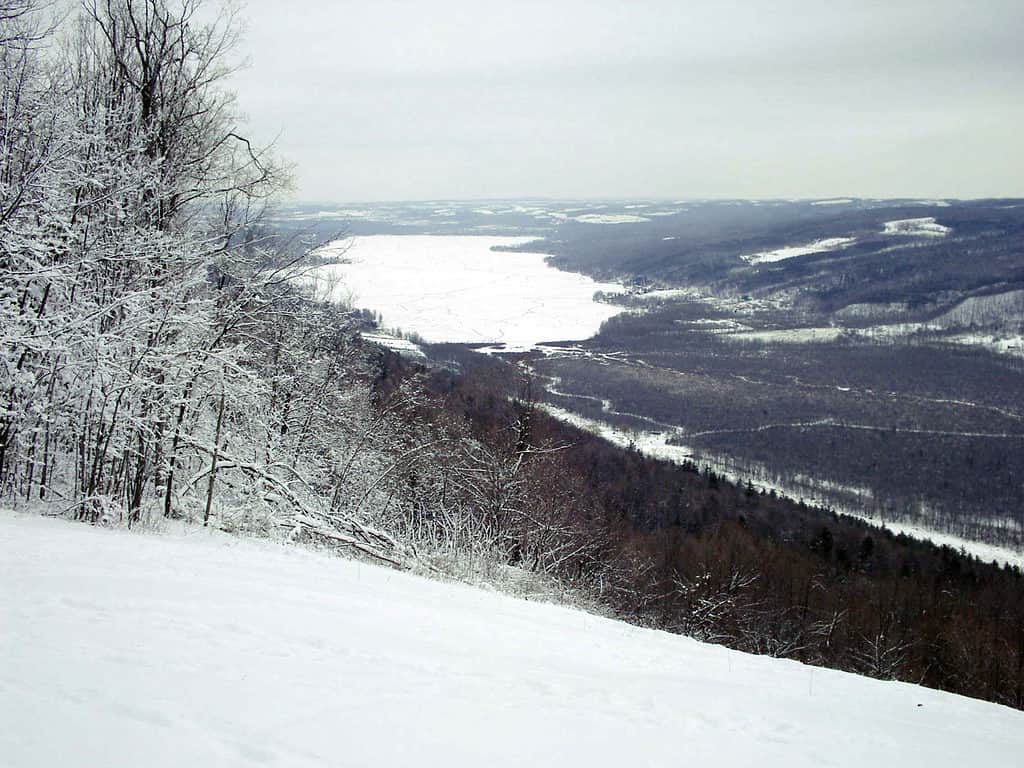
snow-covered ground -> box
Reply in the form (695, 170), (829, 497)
(312, 236), (624, 351)
(723, 326), (846, 344)
(3, 513), (1022, 768)
(572, 213), (651, 224)
(539, 403), (697, 464)
(741, 237), (856, 264)
(945, 332), (1024, 356)
(859, 516), (1024, 570)
(883, 217), (951, 237)
(721, 325), (1023, 358)
(361, 332), (426, 359)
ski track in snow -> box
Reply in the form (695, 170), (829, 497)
(2, 513), (1023, 768)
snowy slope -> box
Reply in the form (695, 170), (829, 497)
(2, 514), (1022, 768)
(883, 217), (951, 237)
(741, 237), (856, 264)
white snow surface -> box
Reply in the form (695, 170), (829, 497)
(723, 326), (846, 344)
(3, 513), (1023, 768)
(539, 403), (697, 464)
(572, 213), (651, 224)
(312, 236), (624, 351)
(883, 217), (951, 237)
(742, 237), (856, 264)
(361, 332), (426, 358)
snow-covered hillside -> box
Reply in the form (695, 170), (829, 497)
(741, 236), (856, 264)
(883, 217), (951, 237)
(2, 513), (1022, 768)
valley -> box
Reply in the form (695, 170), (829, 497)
(287, 198), (1024, 561)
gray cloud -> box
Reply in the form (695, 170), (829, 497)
(229, 0), (1024, 201)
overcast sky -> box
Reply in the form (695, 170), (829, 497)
(228, 0), (1024, 203)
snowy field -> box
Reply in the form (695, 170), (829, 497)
(3, 513), (1023, 768)
(883, 217), (951, 237)
(360, 331), (426, 359)
(723, 326), (846, 344)
(741, 237), (856, 264)
(572, 213), (651, 224)
(313, 236), (624, 351)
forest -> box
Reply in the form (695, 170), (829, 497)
(2, 0), (1022, 715)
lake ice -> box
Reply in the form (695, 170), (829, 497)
(313, 235), (624, 351)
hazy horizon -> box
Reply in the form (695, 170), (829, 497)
(231, 0), (1024, 203)
(278, 194), (1010, 207)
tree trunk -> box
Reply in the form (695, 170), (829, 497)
(203, 390), (226, 527)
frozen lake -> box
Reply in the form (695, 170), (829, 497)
(313, 235), (624, 350)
